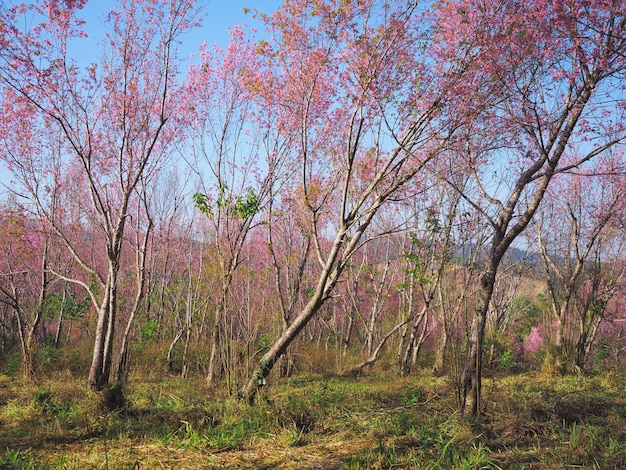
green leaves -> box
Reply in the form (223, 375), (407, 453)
(193, 185), (260, 221)
(43, 292), (88, 321)
(192, 192), (211, 217)
(234, 187), (260, 219)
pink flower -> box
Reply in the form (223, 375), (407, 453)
(524, 326), (544, 354)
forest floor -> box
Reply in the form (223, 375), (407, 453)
(1, 367), (625, 469)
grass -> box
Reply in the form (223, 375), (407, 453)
(0, 368), (625, 468)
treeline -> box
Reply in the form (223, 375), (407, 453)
(0, 0), (626, 418)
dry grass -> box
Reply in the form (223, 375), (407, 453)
(1, 366), (625, 469)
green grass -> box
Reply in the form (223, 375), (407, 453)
(0, 369), (625, 468)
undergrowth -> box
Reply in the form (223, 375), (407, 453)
(0, 369), (625, 468)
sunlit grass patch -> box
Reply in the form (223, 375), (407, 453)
(1, 368), (625, 468)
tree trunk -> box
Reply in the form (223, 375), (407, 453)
(206, 310), (222, 386)
(575, 313), (602, 371)
(114, 298), (136, 384)
(553, 317), (565, 373)
(239, 240), (342, 404)
(207, 274), (233, 386)
(101, 272), (118, 384)
(461, 270), (495, 419)
(114, 301), (135, 384)
(278, 352), (293, 378)
(14, 305), (32, 380)
(432, 323), (449, 377)
(54, 288), (68, 348)
(399, 305), (427, 378)
(411, 309), (429, 366)
(342, 307), (355, 357)
(88, 265), (117, 391)
(114, 212), (152, 384)
(88, 300), (110, 391)
(181, 326), (192, 378)
(344, 320), (407, 377)
(164, 328), (183, 374)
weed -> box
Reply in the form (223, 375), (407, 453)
(0, 448), (52, 469)
(393, 410), (420, 435)
(462, 442), (502, 469)
(35, 343), (60, 373)
(32, 389), (53, 412)
(0, 367), (625, 468)
(498, 349), (515, 370)
(4, 352), (21, 376)
(344, 441), (402, 469)
(395, 384), (427, 406)
(102, 384), (127, 412)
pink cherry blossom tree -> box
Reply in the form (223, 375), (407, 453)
(238, 0), (469, 403)
(0, 203), (50, 379)
(533, 155), (626, 372)
(0, 0), (200, 390)
(437, 0), (626, 418)
(185, 25), (289, 388)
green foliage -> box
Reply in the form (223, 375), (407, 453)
(36, 341), (60, 370)
(192, 191), (211, 217)
(0, 448), (51, 470)
(194, 185), (260, 221)
(43, 292), (88, 321)
(509, 294), (543, 340)
(31, 388), (78, 430)
(395, 385), (427, 406)
(102, 384), (128, 412)
(594, 338), (610, 363)
(254, 333), (272, 352)
(303, 286), (316, 299)
(215, 182), (228, 211)
(140, 318), (159, 343)
(32, 389), (53, 411)
(498, 349), (515, 370)
(485, 333), (517, 371)
(425, 208), (441, 234)
(234, 187), (260, 219)
(403, 251), (428, 283)
(4, 351), (21, 375)
(257, 359), (271, 386)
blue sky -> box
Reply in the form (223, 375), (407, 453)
(185, 0), (283, 48)
(79, 0), (283, 51)
(0, 0), (283, 194)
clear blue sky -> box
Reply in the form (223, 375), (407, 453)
(0, 0), (284, 194)
(80, 0), (283, 50)
(188, 0), (283, 48)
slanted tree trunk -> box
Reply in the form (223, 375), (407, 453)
(239, 284), (329, 403)
(164, 328), (183, 374)
(239, 218), (351, 403)
(398, 304), (427, 378)
(344, 319), (407, 377)
(54, 287), (68, 348)
(410, 309), (429, 366)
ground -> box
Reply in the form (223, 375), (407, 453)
(1, 369), (625, 469)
